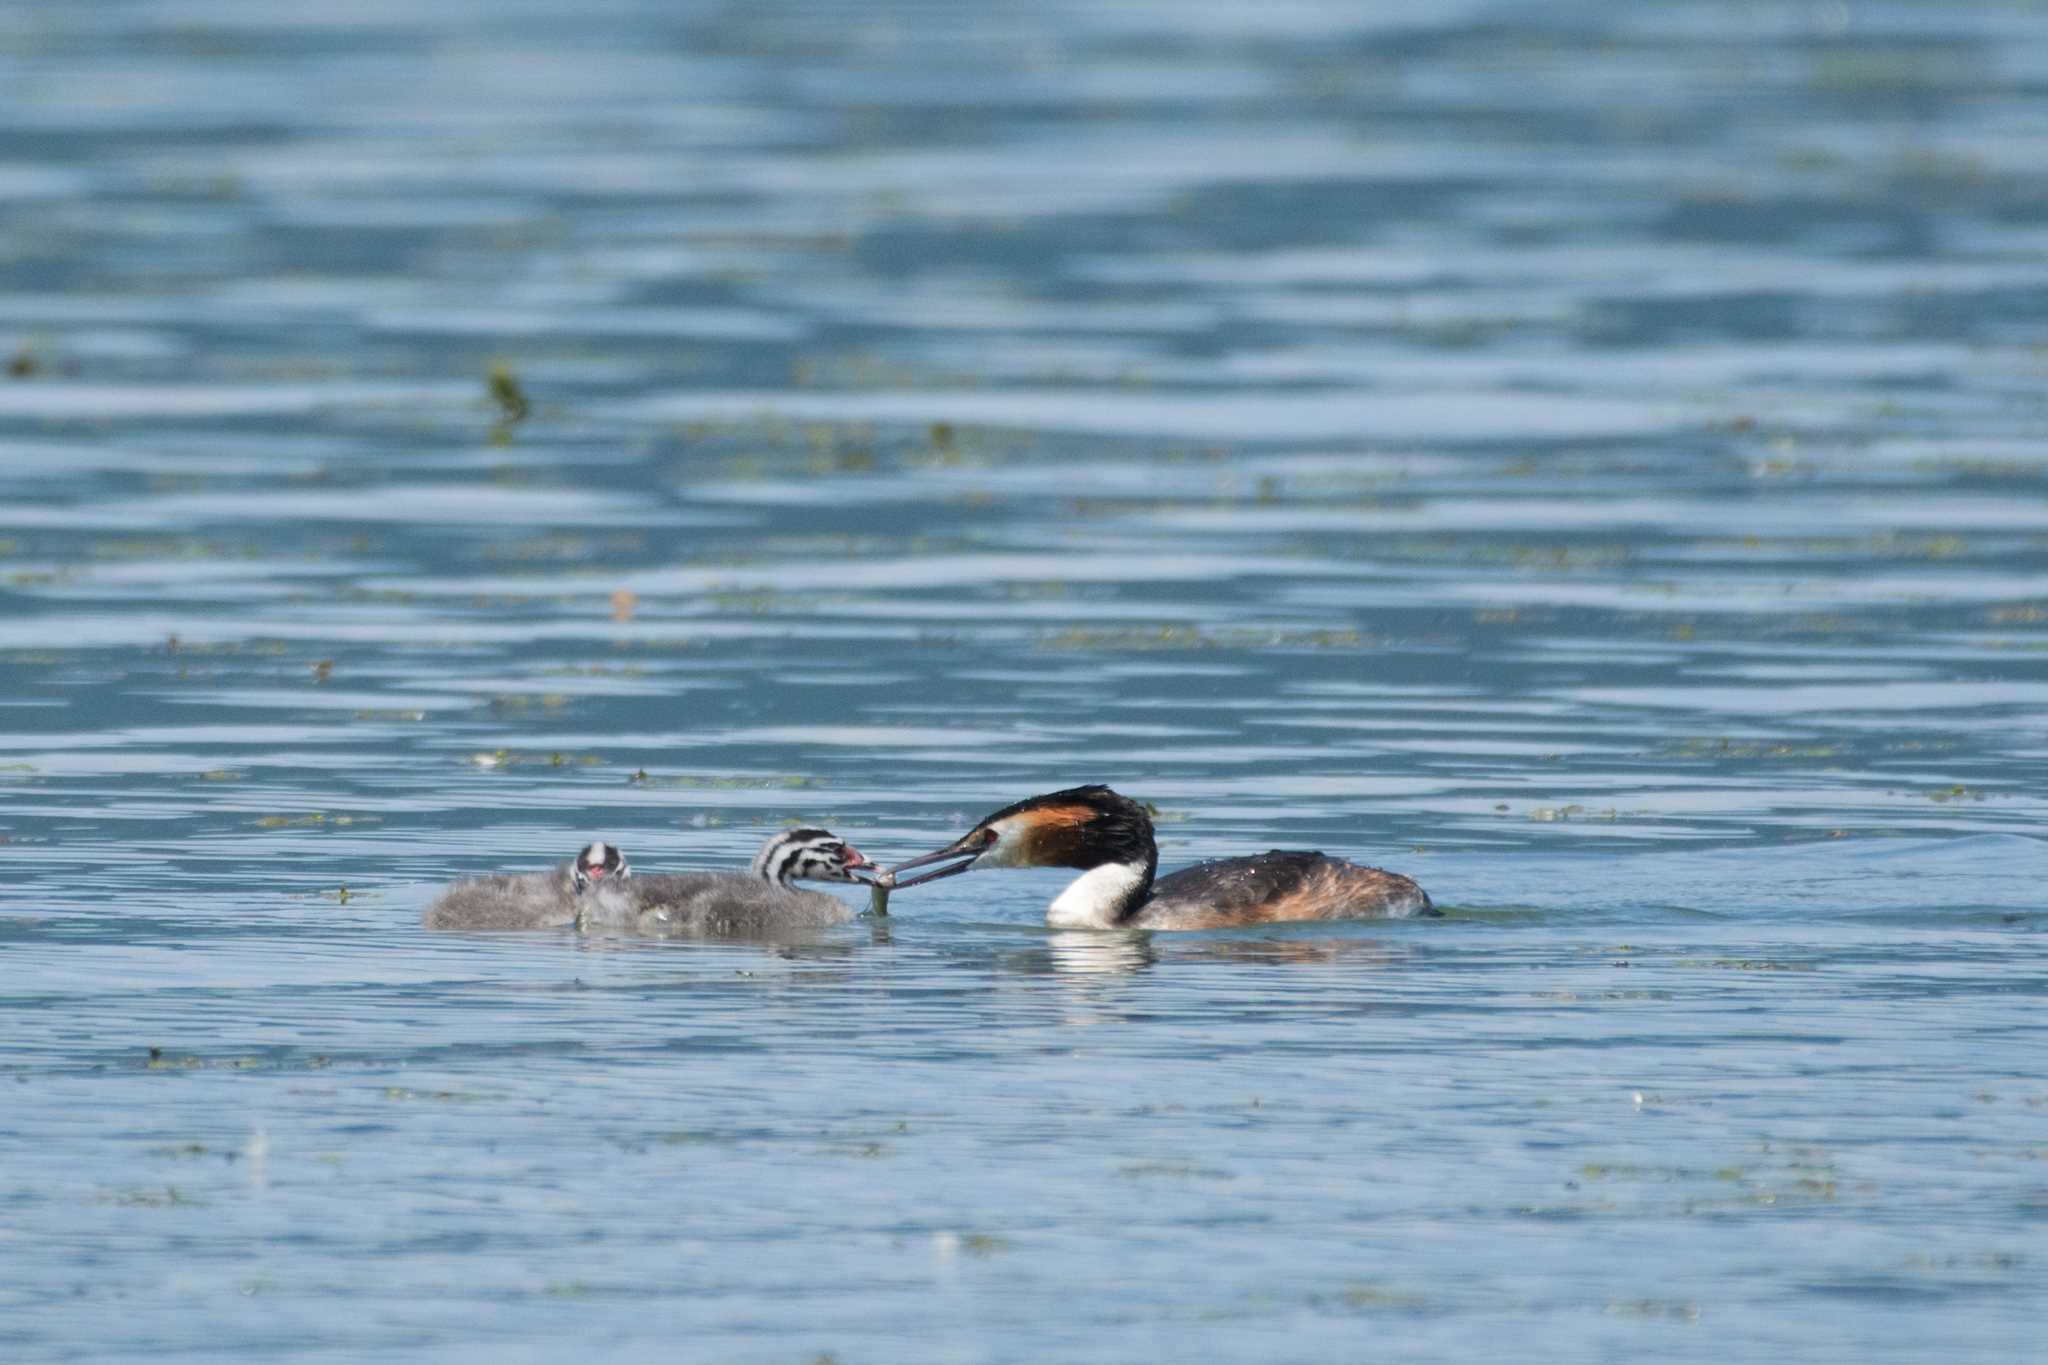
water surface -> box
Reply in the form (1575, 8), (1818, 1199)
(4, 1), (2047, 1360)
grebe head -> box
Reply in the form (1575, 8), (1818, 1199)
(751, 827), (876, 888)
(885, 785), (1156, 888)
(569, 840), (630, 895)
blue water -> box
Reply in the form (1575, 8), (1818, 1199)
(4, 1), (2048, 1359)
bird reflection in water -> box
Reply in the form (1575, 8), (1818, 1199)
(1040, 930), (1403, 977)
(1164, 936), (1404, 970)
(1044, 930), (1157, 977)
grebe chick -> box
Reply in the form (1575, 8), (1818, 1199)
(589, 827), (875, 937)
(423, 840), (630, 931)
(885, 785), (1432, 930)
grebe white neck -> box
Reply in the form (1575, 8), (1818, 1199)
(1046, 860), (1150, 929)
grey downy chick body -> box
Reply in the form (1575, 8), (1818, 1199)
(422, 841), (630, 930)
(585, 828), (873, 937)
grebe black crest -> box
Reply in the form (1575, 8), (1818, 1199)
(593, 827), (876, 937)
(884, 784), (1433, 930)
(423, 840), (633, 931)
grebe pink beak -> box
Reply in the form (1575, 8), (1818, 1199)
(884, 831), (990, 889)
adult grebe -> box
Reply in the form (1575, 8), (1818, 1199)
(423, 840), (629, 931)
(587, 827), (876, 936)
(883, 785), (1432, 930)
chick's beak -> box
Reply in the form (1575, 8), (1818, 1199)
(840, 845), (879, 883)
(884, 833), (985, 889)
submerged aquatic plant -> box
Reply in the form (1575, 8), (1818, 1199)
(486, 361), (530, 443)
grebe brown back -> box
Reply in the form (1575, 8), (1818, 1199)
(883, 785), (1432, 930)
(587, 827), (876, 936)
(423, 840), (630, 931)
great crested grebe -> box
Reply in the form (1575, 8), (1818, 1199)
(884, 785), (1433, 930)
(423, 840), (630, 931)
(582, 827), (876, 936)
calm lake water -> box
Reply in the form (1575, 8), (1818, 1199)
(4, 1), (2048, 1359)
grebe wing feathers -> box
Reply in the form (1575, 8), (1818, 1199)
(1133, 851), (1433, 930)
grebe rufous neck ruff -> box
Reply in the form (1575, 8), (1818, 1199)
(423, 840), (630, 931)
(589, 828), (877, 936)
(884, 785), (1432, 930)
